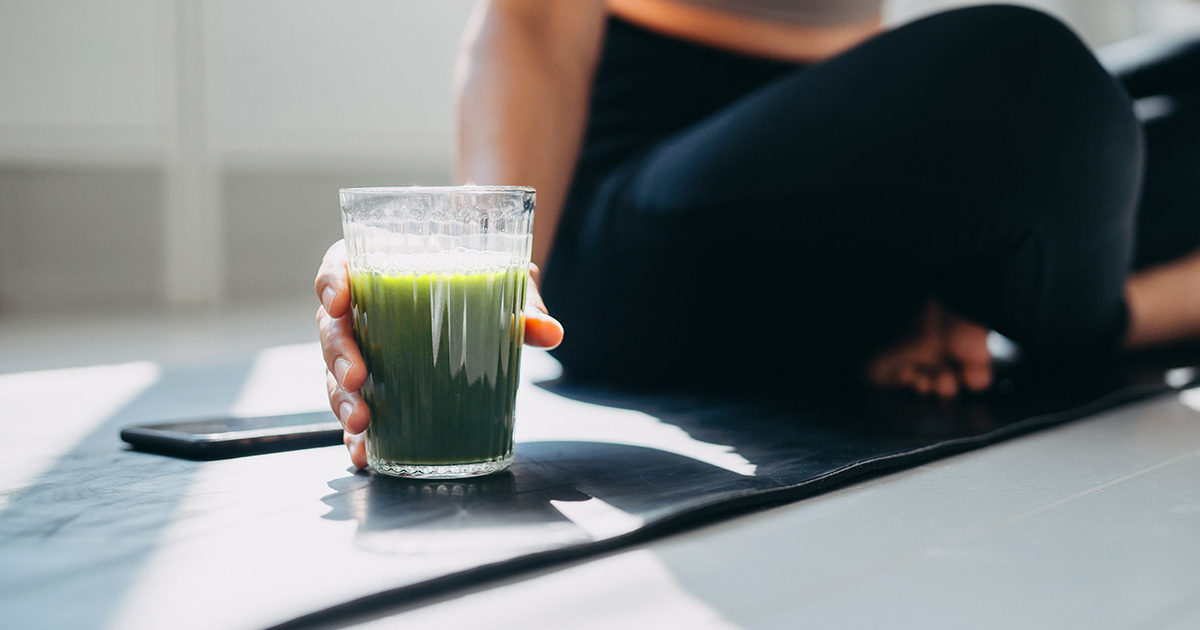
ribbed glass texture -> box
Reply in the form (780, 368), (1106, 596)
(340, 186), (534, 479)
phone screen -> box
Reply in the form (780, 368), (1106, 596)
(139, 411), (338, 438)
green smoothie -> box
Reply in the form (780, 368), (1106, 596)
(349, 266), (528, 472)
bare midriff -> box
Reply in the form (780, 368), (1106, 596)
(608, 0), (884, 62)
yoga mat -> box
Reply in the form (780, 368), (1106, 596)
(281, 347), (1200, 628)
(3, 347), (1196, 630)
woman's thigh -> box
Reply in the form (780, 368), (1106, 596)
(547, 5), (1143, 386)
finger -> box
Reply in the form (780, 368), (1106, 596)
(315, 240), (352, 318)
(527, 266), (548, 314)
(326, 370), (370, 434)
(934, 370), (959, 399)
(317, 306), (367, 391)
(521, 267), (562, 348)
(523, 311), (564, 349)
(344, 430), (367, 470)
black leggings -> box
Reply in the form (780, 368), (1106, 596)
(542, 5), (1200, 388)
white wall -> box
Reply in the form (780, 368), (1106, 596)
(889, 0), (1200, 44)
(206, 0), (473, 171)
(0, 1), (171, 166)
(0, 0), (476, 312)
(0, 0), (1197, 313)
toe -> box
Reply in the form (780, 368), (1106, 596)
(895, 363), (918, 388)
(914, 373), (934, 396)
(946, 318), (992, 364)
(934, 370), (959, 399)
(962, 364), (993, 392)
(940, 310), (992, 393)
(865, 355), (897, 386)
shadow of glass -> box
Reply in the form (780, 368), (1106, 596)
(320, 440), (767, 559)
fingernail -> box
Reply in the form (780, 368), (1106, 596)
(334, 358), (352, 385)
(338, 402), (354, 425)
(321, 286), (336, 312)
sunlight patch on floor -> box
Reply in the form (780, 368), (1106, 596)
(0, 361), (160, 505)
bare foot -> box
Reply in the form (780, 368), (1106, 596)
(865, 300), (993, 398)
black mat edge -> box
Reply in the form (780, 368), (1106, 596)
(271, 382), (1171, 629)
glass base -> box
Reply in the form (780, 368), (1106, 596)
(368, 453), (513, 479)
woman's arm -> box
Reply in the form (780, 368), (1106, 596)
(315, 3), (588, 468)
(455, 0), (608, 270)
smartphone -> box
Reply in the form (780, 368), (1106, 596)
(120, 411), (343, 460)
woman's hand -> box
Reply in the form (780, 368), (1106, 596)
(314, 239), (564, 469)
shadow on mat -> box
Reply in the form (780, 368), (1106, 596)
(535, 350), (1196, 461)
(321, 441), (761, 555)
(320, 350), (1194, 559)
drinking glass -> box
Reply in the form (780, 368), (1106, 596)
(339, 186), (534, 478)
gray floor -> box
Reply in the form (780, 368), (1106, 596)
(0, 297), (319, 374)
(2, 304), (1197, 629)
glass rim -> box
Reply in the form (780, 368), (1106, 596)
(340, 185), (535, 195)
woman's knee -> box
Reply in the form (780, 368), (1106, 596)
(914, 5), (1111, 95)
(917, 5), (1142, 225)
(914, 4), (1084, 56)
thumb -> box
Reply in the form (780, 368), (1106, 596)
(524, 310), (564, 349)
(524, 266), (563, 348)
